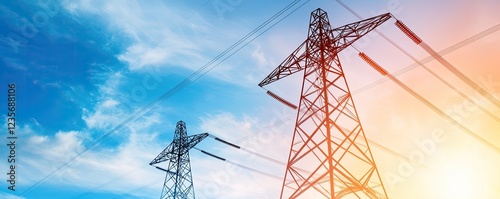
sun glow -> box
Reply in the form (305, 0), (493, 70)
(431, 146), (497, 199)
(440, 165), (480, 199)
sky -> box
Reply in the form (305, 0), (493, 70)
(0, 0), (499, 198)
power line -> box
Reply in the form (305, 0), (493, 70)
(20, 0), (312, 195)
(393, 17), (500, 109)
(335, 0), (500, 122)
(193, 147), (283, 180)
(207, 129), (421, 194)
(358, 51), (500, 153)
(208, 134), (287, 166)
(351, 23), (500, 95)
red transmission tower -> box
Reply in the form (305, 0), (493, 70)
(259, 9), (391, 198)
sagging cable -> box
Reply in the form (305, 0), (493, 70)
(383, 18), (500, 123)
(357, 51), (500, 153)
(208, 134), (286, 166)
(394, 18), (500, 109)
(420, 41), (500, 109)
(193, 147), (282, 180)
(225, 159), (283, 180)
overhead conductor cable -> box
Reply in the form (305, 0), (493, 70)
(335, 0), (500, 123)
(207, 133), (405, 191)
(193, 147), (282, 180)
(336, 0), (500, 123)
(394, 18), (500, 109)
(358, 51), (500, 153)
(20, 0), (314, 195)
(208, 134), (286, 166)
(392, 19), (500, 122)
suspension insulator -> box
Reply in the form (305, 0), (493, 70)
(200, 150), (226, 161)
(395, 20), (422, 44)
(266, 90), (298, 109)
(358, 52), (388, 76)
(214, 137), (241, 149)
(155, 166), (170, 173)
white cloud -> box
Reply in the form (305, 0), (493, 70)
(6, 111), (292, 198)
(3, 58), (28, 71)
(0, 193), (27, 199)
(81, 71), (129, 131)
(251, 44), (269, 67)
(200, 112), (256, 139)
(101, 99), (119, 108)
(60, 0), (292, 88)
(194, 111), (295, 199)
(10, 121), (165, 198)
(11, 1), (500, 198)
(82, 104), (124, 130)
(14, 64), (172, 198)
(61, 0), (221, 72)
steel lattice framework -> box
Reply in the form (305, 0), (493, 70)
(259, 9), (391, 198)
(150, 121), (208, 199)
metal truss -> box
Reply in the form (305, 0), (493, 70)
(259, 8), (390, 199)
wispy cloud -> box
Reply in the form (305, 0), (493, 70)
(0, 193), (27, 199)
(2, 108), (293, 198)
(3, 58), (28, 71)
(61, 0), (223, 72)
(81, 71), (126, 131)
(59, 0), (298, 88)
(193, 111), (295, 199)
(2, 114), (166, 198)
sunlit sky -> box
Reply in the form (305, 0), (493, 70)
(1, 0), (499, 198)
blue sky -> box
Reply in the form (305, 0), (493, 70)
(1, 0), (500, 198)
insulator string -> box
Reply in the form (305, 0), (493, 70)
(357, 51), (500, 153)
(266, 90), (298, 110)
(394, 19), (500, 109)
(391, 20), (500, 122)
(335, 1), (500, 122)
(394, 20), (422, 44)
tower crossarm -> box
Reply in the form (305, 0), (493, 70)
(149, 133), (209, 165)
(258, 13), (391, 88)
(258, 40), (308, 87)
(184, 133), (209, 152)
(329, 12), (391, 51)
(150, 143), (175, 165)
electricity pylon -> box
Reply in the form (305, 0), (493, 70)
(259, 8), (391, 198)
(150, 121), (208, 199)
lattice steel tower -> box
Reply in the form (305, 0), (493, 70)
(259, 9), (391, 198)
(150, 121), (208, 199)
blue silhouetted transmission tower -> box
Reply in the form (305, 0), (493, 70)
(150, 121), (208, 199)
